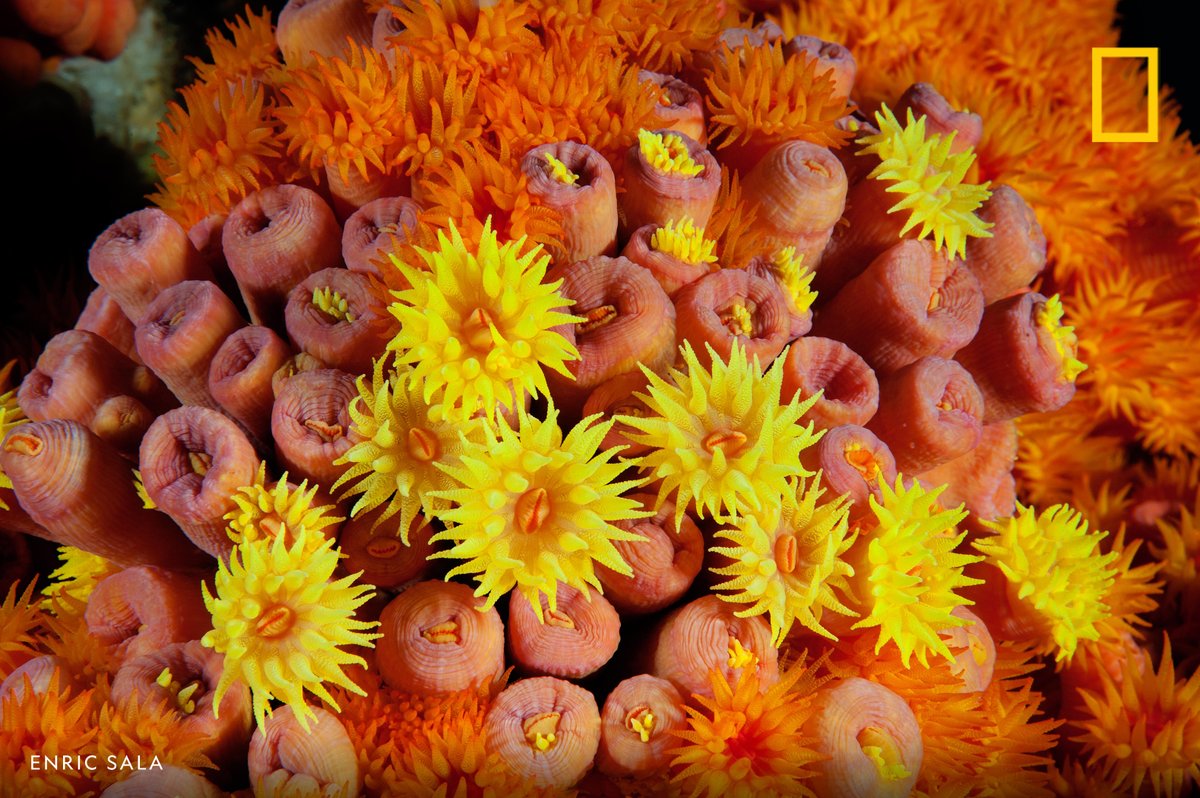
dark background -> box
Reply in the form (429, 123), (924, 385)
(0, 0), (1192, 370)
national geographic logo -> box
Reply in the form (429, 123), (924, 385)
(1091, 47), (1160, 143)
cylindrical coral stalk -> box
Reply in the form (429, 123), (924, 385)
(638, 71), (706, 144)
(580, 372), (656, 460)
(596, 675), (686, 777)
(673, 268), (791, 370)
(270, 368), (357, 489)
(939, 606), (996, 693)
(621, 220), (720, 296)
(248, 705), (362, 798)
(17, 330), (172, 447)
(812, 239), (984, 375)
(0, 420), (206, 569)
(814, 172), (910, 299)
(784, 35), (857, 99)
(781, 336), (879, 429)
(88, 208), (211, 324)
(507, 582), (621, 679)
(895, 82), (982, 155)
(275, 0), (374, 66)
(866, 356), (984, 476)
(335, 508), (435, 590)
(376, 580), (505, 694)
(110, 640), (252, 780)
(545, 255), (676, 417)
(188, 214), (243, 306)
(799, 424), (898, 516)
(521, 142), (618, 265)
(76, 286), (140, 364)
(222, 184), (343, 331)
(85, 566), (211, 663)
(139, 407), (259, 560)
(648, 594), (778, 699)
(954, 292), (1084, 423)
(595, 495), (704, 615)
(741, 139), (847, 265)
(283, 268), (388, 375)
(209, 326), (294, 445)
(135, 280), (245, 409)
(55, 0), (103, 56)
(341, 196), (422, 277)
(0, 655), (68, 703)
(89, 0), (138, 61)
(484, 676), (601, 791)
(805, 677), (923, 798)
(742, 247), (817, 339)
(918, 421), (1018, 520)
(964, 185), (1047, 304)
(621, 129), (721, 234)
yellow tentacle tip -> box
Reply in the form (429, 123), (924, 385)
(543, 152), (579, 185)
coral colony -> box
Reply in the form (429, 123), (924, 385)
(3, 0), (1200, 796)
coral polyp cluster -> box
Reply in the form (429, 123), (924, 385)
(2, 0), (1199, 794)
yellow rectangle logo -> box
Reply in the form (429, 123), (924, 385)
(1091, 47), (1159, 142)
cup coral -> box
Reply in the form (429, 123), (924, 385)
(710, 476), (856, 645)
(386, 219), (582, 421)
(620, 339), (822, 530)
(225, 461), (342, 550)
(200, 529), (381, 731)
(428, 404), (647, 620)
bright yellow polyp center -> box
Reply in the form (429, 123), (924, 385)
(1035, 294), (1087, 382)
(188, 451), (211, 476)
(727, 637), (757, 669)
(226, 461), (339, 550)
(312, 286), (356, 323)
(626, 707), (655, 742)
(771, 247), (818, 315)
(702, 428), (748, 455)
(523, 713), (561, 752)
(650, 217), (718, 264)
(543, 152), (579, 185)
(255, 604), (296, 638)
(514, 487), (551, 534)
(544, 608), (576, 628)
(775, 535), (799, 575)
(407, 427), (441, 462)
(421, 620), (461, 644)
(638, 129), (704, 177)
(859, 727), (911, 782)
(844, 444), (881, 482)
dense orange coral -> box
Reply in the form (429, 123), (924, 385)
(94, 692), (216, 786)
(150, 79), (284, 228)
(188, 5), (281, 86)
(384, 0), (541, 78)
(415, 142), (562, 257)
(0, 580), (44, 680)
(477, 39), (664, 165)
(703, 41), (851, 156)
(0, 669), (100, 797)
(274, 41), (408, 186)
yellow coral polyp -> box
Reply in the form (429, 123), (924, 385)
(333, 359), (485, 542)
(711, 477), (856, 646)
(650, 216), (718, 265)
(542, 152), (578, 185)
(201, 529), (381, 731)
(620, 339), (823, 530)
(387, 218), (582, 421)
(973, 503), (1119, 662)
(848, 477), (982, 668)
(638, 129), (704, 177)
(770, 246), (818, 315)
(858, 104), (993, 260)
(41, 546), (117, 611)
(1036, 294), (1087, 382)
(427, 405), (648, 621)
(225, 461), (341, 550)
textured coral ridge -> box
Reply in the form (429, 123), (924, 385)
(1, 0), (1199, 796)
